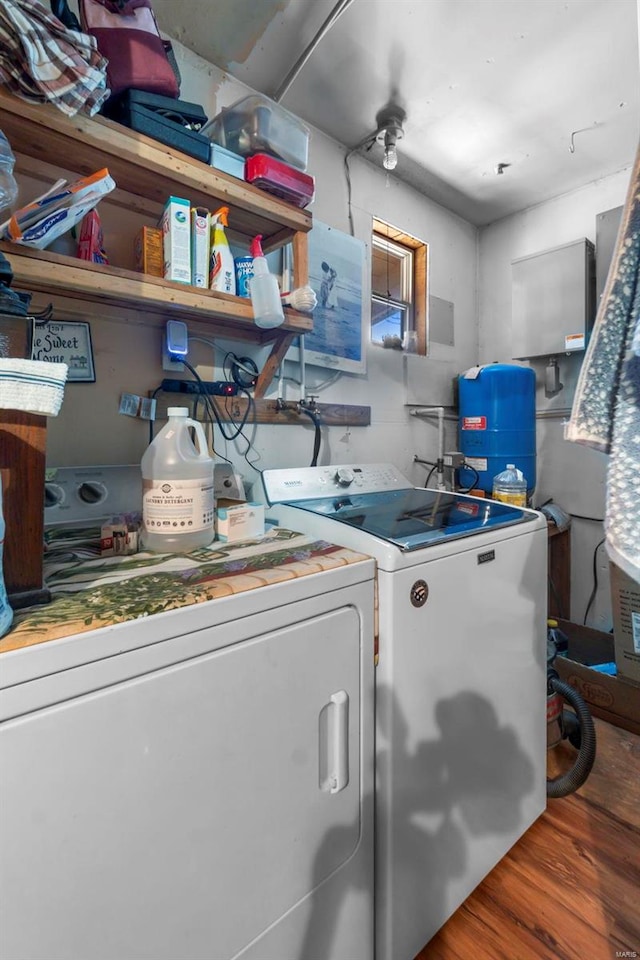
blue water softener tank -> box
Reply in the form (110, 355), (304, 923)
(458, 363), (536, 496)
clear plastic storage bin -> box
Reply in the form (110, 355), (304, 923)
(202, 95), (310, 172)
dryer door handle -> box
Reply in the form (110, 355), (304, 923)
(319, 690), (350, 794)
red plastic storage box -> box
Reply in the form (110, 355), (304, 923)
(244, 154), (315, 208)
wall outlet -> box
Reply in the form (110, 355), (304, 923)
(162, 333), (184, 372)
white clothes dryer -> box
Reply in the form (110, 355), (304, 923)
(0, 491), (375, 960)
(263, 462), (548, 960)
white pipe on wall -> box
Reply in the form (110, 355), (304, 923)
(410, 406), (447, 489)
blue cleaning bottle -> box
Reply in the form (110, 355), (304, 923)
(0, 476), (13, 638)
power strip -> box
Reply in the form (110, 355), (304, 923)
(161, 379), (238, 396)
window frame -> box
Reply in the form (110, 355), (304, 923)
(371, 218), (428, 355)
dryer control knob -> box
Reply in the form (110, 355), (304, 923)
(77, 481), (107, 505)
(335, 468), (355, 487)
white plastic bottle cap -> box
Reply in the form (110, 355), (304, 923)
(167, 407), (189, 417)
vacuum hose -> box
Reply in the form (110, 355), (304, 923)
(546, 676), (597, 798)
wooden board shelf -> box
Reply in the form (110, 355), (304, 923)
(0, 242), (312, 341)
(0, 91), (314, 397)
(154, 393), (371, 427)
(0, 92), (311, 247)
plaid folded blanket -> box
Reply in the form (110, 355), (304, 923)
(0, 0), (109, 116)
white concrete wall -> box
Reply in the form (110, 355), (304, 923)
(478, 166), (632, 628)
(45, 42), (478, 492)
(37, 33), (628, 627)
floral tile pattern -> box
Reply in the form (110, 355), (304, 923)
(2, 528), (371, 653)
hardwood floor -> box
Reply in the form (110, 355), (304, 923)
(415, 718), (640, 959)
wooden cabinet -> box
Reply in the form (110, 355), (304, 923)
(0, 90), (313, 398)
(548, 523), (571, 620)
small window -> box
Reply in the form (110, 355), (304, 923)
(371, 219), (428, 353)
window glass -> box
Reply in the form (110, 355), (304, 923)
(371, 297), (408, 345)
(371, 238), (410, 302)
(370, 219), (428, 355)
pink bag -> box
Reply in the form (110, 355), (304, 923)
(79, 0), (179, 99)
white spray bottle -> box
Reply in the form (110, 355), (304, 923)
(249, 234), (284, 329)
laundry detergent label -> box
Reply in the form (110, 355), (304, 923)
(462, 416), (487, 430)
(142, 477), (214, 535)
(632, 611), (640, 654)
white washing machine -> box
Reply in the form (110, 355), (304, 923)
(263, 463), (548, 960)
(0, 466), (376, 960)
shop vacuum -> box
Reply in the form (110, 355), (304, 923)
(546, 620), (597, 797)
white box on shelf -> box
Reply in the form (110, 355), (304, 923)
(191, 207), (209, 288)
(160, 196), (191, 284)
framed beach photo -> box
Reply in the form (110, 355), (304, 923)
(287, 220), (367, 375)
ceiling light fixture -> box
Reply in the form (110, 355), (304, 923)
(376, 104), (406, 173)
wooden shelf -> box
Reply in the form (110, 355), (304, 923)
(0, 242), (312, 341)
(0, 92), (315, 396)
(0, 92), (311, 248)
(155, 393), (371, 427)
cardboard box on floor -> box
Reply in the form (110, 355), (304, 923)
(553, 619), (640, 737)
(609, 562), (640, 685)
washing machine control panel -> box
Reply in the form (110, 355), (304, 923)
(263, 463), (411, 504)
(335, 467), (355, 487)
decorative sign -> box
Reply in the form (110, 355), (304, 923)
(31, 319), (95, 382)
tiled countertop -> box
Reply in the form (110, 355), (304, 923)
(1, 527), (371, 654)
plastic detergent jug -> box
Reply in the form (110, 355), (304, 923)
(0, 476), (13, 638)
(141, 407), (215, 553)
(492, 463), (527, 507)
(249, 234), (284, 329)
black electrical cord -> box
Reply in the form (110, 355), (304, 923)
(233, 390), (265, 477)
(424, 464), (437, 488)
(583, 537), (606, 626)
(181, 358), (252, 442)
(458, 462), (479, 494)
(225, 351), (259, 390)
(148, 384), (164, 444)
(192, 390), (235, 466)
(298, 405), (322, 466)
(344, 132), (378, 235)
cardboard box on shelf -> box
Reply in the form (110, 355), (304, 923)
(135, 226), (163, 277)
(609, 562), (640, 684)
(553, 618), (640, 736)
(190, 207), (210, 288)
(216, 499), (264, 543)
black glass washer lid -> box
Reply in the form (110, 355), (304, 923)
(288, 487), (534, 551)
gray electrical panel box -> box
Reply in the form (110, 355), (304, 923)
(596, 205), (623, 303)
(511, 238), (595, 360)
